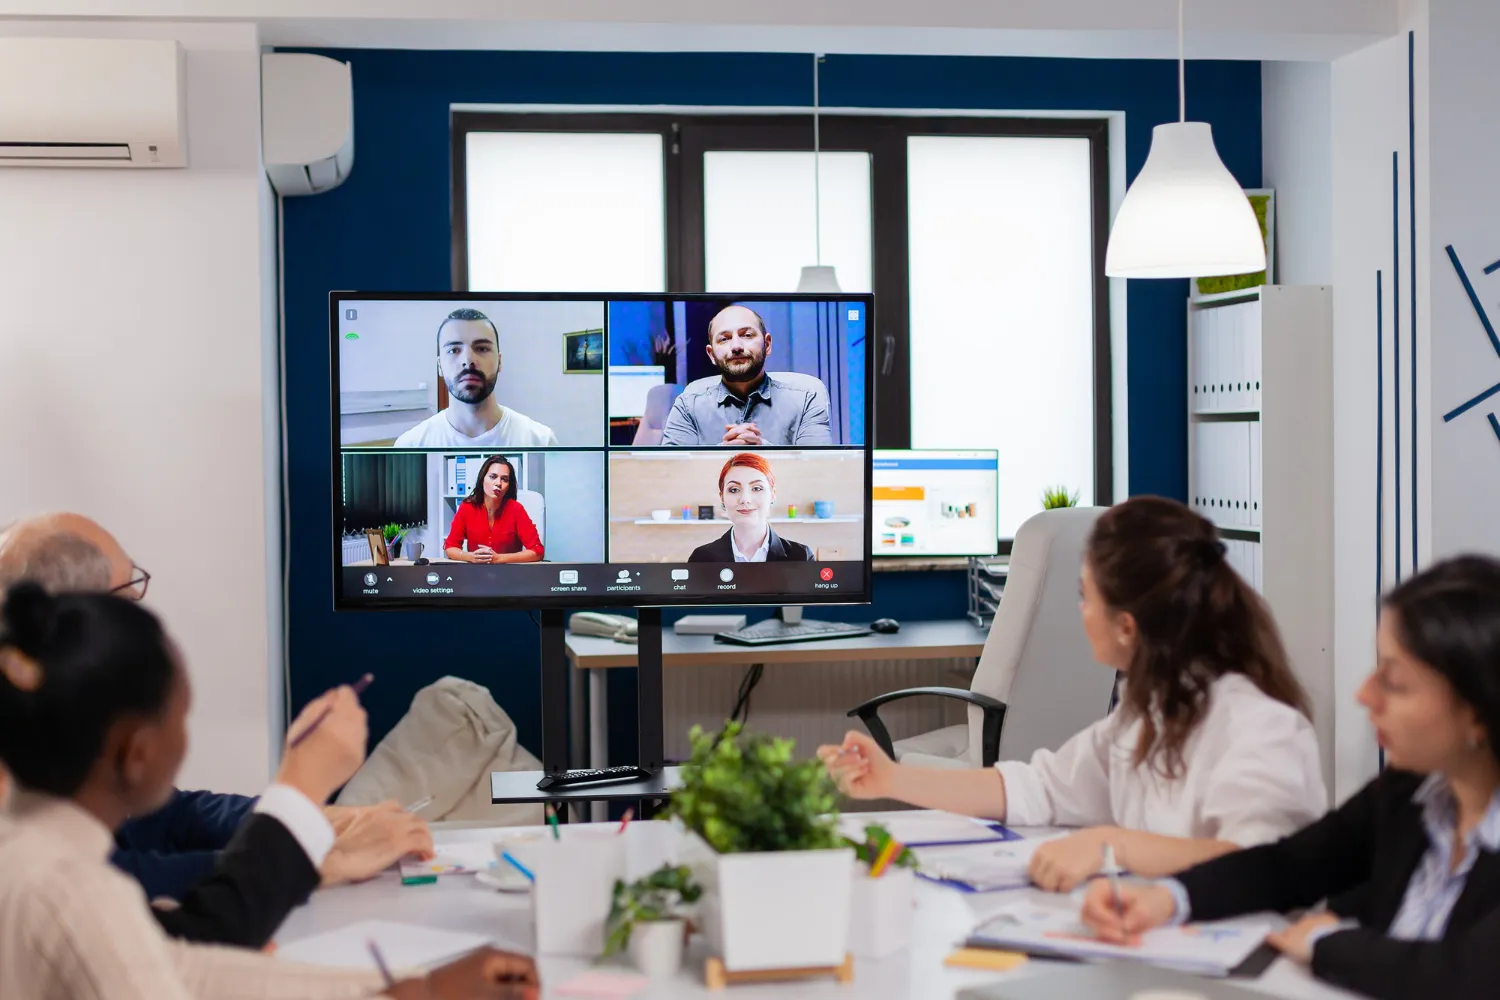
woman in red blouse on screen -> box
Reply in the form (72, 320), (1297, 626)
(444, 455), (544, 563)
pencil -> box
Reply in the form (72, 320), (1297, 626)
(289, 674), (373, 749)
(1102, 843), (1123, 913)
(545, 803), (561, 841)
(367, 939), (395, 989)
(403, 795), (433, 814)
(869, 837), (903, 878)
(616, 807), (634, 835)
(500, 850), (535, 882)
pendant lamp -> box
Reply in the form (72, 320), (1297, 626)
(1104, 0), (1266, 279)
(796, 53), (842, 293)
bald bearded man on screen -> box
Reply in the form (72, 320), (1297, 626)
(660, 305), (833, 447)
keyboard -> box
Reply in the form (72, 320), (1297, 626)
(535, 765), (654, 791)
(715, 618), (873, 646)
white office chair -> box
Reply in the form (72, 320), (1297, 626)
(516, 489), (545, 549)
(632, 383), (686, 445)
(848, 506), (1117, 769)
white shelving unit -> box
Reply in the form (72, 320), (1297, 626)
(1187, 284), (1334, 792)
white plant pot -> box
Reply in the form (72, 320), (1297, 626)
(681, 832), (854, 972)
(848, 867), (915, 959)
(628, 919), (686, 978)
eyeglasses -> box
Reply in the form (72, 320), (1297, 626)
(110, 566), (150, 601)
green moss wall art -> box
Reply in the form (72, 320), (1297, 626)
(1194, 189), (1275, 298)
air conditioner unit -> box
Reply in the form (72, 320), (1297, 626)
(262, 53), (354, 196)
(0, 37), (186, 168)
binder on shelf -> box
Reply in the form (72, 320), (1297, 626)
(1249, 422), (1262, 528)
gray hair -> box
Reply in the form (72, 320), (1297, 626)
(0, 527), (113, 596)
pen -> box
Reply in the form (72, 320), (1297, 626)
(545, 803), (561, 841)
(403, 795), (433, 814)
(616, 807), (634, 835)
(289, 674), (373, 749)
(1102, 843), (1123, 913)
(500, 851), (535, 882)
(367, 939), (395, 990)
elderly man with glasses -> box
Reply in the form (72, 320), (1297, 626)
(0, 512), (433, 949)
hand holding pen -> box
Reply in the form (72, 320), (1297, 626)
(276, 675), (372, 805)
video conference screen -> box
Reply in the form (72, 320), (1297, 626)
(331, 293), (873, 609)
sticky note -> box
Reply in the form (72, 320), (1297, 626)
(554, 970), (649, 997)
(944, 947), (1029, 971)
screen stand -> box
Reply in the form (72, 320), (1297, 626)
(538, 608), (667, 820)
(781, 605), (804, 625)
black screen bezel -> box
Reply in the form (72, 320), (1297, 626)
(329, 290), (875, 611)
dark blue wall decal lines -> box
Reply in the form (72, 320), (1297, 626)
(1442, 380), (1500, 423)
(1408, 31), (1418, 570)
(1392, 151), (1402, 583)
(1484, 259), (1500, 275)
(1376, 270), (1385, 609)
(1445, 244), (1500, 357)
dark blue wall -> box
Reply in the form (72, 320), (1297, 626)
(280, 50), (1261, 755)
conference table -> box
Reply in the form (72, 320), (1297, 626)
(275, 814), (1361, 1000)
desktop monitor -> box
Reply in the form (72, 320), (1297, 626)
(331, 292), (874, 610)
(872, 449), (1000, 557)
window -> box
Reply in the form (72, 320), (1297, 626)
(454, 113), (1111, 538)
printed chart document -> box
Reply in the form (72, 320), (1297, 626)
(913, 835), (1065, 892)
(277, 919), (493, 971)
(967, 899), (1271, 976)
(838, 811), (1016, 846)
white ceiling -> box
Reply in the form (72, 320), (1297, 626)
(0, 0), (1399, 60)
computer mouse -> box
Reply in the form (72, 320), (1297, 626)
(871, 618), (901, 634)
(413, 558), (430, 566)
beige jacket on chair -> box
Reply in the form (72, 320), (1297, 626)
(336, 677), (544, 825)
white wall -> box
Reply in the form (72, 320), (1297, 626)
(0, 20), (279, 794)
(1330, 32), (1410, 800)
(1262, 61), (1333, 286)
(1425, 0), (1500, 564)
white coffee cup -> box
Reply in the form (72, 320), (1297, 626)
(651, 509), (672, 521)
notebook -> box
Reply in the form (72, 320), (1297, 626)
(966, 900), (1271, 977)
(398, 841), (497, 880)
(276, 919), (493, 972)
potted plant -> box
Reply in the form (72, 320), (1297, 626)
(844, 824), (918, 960)
(665, 722), (854, 974)
(602, 864), (702, 978)
(1040, 485), (1080, 510)
(380, 522), (404, 561)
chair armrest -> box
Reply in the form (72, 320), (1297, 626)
(846, 687), (1008, 768)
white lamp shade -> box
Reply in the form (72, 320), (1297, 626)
(1105, 121), (1267, 279)
(795, 264), (842, 293)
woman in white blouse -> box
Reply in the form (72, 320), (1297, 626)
(0, 581), (538, 1000)
(819, 496), (1327, 892)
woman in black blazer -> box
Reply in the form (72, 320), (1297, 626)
(1082, 555), (1500, 1000)
(687, 452), (812, 563)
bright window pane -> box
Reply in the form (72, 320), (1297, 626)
(908, 135), (1096, 540)
(466, 131), (664, 291)
(703, 151), (872, 293)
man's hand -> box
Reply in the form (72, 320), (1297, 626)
(1267, 912), (1342, 964)
(1027, 827), (1112, 893)
(277, 686), (368, 806)
(320, 802), (435, 887)
(323, 804), (359, 836)
(720, 422), (763, 445)
(422, 946), (540, 1000)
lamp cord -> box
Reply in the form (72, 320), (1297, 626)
(813, 52), (823, 267)
(1177, 0), (1186, 122)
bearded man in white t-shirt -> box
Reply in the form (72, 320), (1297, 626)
(394, 307), (558, 447)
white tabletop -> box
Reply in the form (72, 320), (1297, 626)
(275, 818), (1361, 1000)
